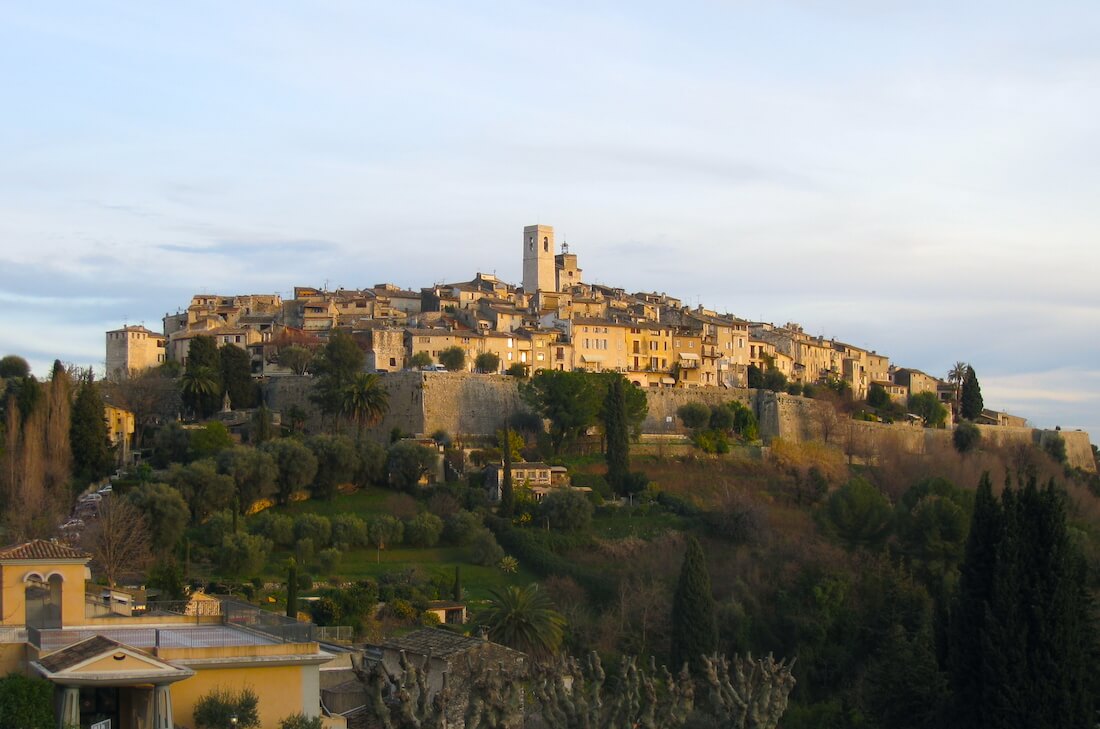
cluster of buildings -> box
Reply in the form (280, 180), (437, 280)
(107, 224), (975, 410)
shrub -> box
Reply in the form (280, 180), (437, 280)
(539, 489), (594, 532)
(470, 528), (505, 566)
(953, 422), (981, 454)
(317, 547), (342, 574)
(193, 687), (260, 729)
(404, 512), (445, 547)
(278, 714), (323, 729)
(692, 429), (730, 454)
(0, 673), (53, 729)
(295, 538), (315, 565)
(250, 511), (295, 548)
(293, 513), (332, 548)
(219, 533), (272, 577)
(1044, 433), (1067, 464)
(708, 404), (735, 431)
(677, 402), (711, 429)
(445, 510), (483, 545)
(330, 514), (368, 548)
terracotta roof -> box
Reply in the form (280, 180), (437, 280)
(0, 540), (89, 561)
(39, 635), (140, 672)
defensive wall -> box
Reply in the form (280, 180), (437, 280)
(264, 374), (1095, 472)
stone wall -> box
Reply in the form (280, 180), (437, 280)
(264, 374), (1095, 472)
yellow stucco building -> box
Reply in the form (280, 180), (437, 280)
(0, 541), (335, 729)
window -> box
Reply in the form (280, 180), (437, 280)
(543, 236), (549, 252)
(390, 358), (397, 367)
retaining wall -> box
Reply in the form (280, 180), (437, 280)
(264, 374), (1095, 472)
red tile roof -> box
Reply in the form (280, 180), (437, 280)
(0, 540), (90, 561)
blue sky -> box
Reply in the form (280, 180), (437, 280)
(1, 2), (1098, 441)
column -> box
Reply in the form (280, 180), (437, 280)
(59, 686), (80, 729)
(153, 685), (174, 729)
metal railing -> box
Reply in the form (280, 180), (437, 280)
(143, 599), (223, 618)
(315, 625), (353, 643)
(218, 596), (314, 643)
(31, 625), (279, 653)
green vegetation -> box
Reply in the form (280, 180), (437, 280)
(193, 687), (260, 729)
(0, 673), (53, 729)
(669, 535), (717, 673)
(960, 365), (984, 421)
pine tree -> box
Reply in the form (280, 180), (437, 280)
(670, 536), (717, 673)
(960, 366), (984, 420)
(603, 375), (630, 494)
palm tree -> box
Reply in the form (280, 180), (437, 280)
(481, 584), (565, 660)
(947, 361), (968, 403)
(180, 366), (219, 418)
(341, 373), (389, 437)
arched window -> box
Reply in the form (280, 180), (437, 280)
(543, 236), (549, 252)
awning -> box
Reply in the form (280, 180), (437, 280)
(661, 377), (676, 384)
(678, 353), (700, 360)
(580, 354), (604, 362)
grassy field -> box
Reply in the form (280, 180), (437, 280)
(253, 488), (537, 601)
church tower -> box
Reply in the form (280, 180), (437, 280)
(522, 224), (556, 293)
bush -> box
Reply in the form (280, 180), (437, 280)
(250, 511), (295, 548)
(1044, 433), (1067, 464)
(677, 402), (711, 429)
(0, 673), (53, 729)
(445, 510), (483, 545)
(295, 538), (315, 565)
(708, 404), (735, 431)
(278, 714), (323, 729)
(293, 513), (332, 548)
(470, 527), (505, 566)
(692, 428), (730, 454)
(331, 514), (368, 548)
(193, 687), (260, 729)
(317, 547), (342, 574)
(405, 512), (445, 547)
(219, 533), (272, 577)
(953, 421), (981, 454)
(387, 441), (438, 492)
(540, 489), (594, 532)
(355, 438), (387, 487)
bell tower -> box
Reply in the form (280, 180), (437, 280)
(522, 224), (556, 293)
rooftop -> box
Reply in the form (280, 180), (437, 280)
(0, 540), (89, 561)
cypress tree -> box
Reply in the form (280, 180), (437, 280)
(960, 366), (984, 420)
(70, 377), (113, 489)
(286, 559), (298, 619)
(945, 472), (1001, 729)
(944, 473), (1095, 728)
(603, 376), (630, 494)
(452, 565), (463, 602)
(670, 536), (717, 673)
(220, 344), (255, 409)
(499, 425), (515, 518)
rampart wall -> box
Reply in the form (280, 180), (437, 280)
(264, 375), (1095, 471)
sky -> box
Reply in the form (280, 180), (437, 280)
(1, 1), (1098, 441)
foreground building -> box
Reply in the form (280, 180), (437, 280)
(0, 540), (335, 729)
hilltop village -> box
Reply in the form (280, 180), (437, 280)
(109, 223), (984, 422)
(2, 224), (1097, 729)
